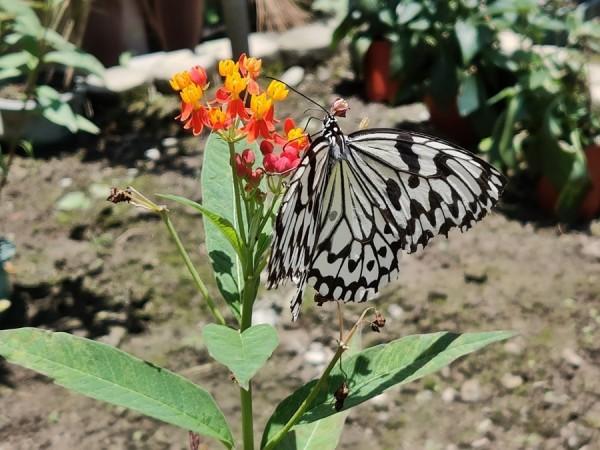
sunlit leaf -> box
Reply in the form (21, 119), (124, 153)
(0, 328), (235, 448)
(203, 324), (278, 390)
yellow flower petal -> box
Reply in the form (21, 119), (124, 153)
(267, 80), (289, 101)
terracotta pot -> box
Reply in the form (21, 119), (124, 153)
(363, 40), (400, 103)
(151, 0), (205, 51)
(536, 144), (600, 220)
(83, 0), (149, 67)
(423, 94), (475, 146)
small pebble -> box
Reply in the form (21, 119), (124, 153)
(501, 373), (524, 390)
(161, 137), (178, 148)
(280, 66), (305, 87)
(477, 418), (492, 433)
(304, 342), (328, 366)
(387, 304), (404, 320)
(471, 437), (490, 449)
(460, 379), (481, 403)
(416, 390), (433, 403)
(59, 177), (73, 188)
(144, 148), (161, 161)
(562, 348), (584, 367)
(441, 387), (456, 403)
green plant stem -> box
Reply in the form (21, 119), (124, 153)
(227, 139), (257, 450)
(159, 210), (226, 326)
(263, 345), (345, 450)
(263, 308), (373, 450)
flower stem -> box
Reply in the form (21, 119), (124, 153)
(159, 210), (226, 326)
(263, 308), (373, 450)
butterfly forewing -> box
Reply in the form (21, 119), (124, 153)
(268, 122), (506, 319)
(267, 138), (331, 289)
(347, 129), (506, 252)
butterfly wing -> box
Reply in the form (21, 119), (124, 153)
(306, 128), (506, 304)
(267, 137), (331, 292)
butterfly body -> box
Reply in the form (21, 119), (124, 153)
(268, 113), (506, 320)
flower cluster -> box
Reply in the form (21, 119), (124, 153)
(170, 54), (310, 181)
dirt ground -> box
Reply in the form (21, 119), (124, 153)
(1, 53), (600, 450)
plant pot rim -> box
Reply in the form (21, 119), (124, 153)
(0, 92), (74, 112)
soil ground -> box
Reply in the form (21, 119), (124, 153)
(1, 53), (600, 450)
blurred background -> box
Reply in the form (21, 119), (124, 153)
(1, 1), (599, 449)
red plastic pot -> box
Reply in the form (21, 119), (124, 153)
(363, 40), (400, 103)
(536, 144), (600, 220)
(423, 94), (475, 146)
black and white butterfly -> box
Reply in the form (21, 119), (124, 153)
(267, 100), (506, 320)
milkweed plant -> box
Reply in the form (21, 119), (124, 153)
(0, 55), (514, 449)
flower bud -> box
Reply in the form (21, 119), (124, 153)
(241, 149), (255, 166)
(260, 140), (274, 155)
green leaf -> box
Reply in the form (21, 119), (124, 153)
(0, 67), (21, 81)
(455, 19), (480, 64)
(396, 2), (422, 24)
(0, 50), (33, 69)
(408, 18), (429, 31)
(202, 324), (278, 391)
(156, 194), (242, 259)
(262, 331), (514, 444)
(0, 0), (41, 32)
(74, 114), (100, 134)
(44, 50), (104, 76)
(331, 14), (355, 48)
(56, 191), (91, 211)
(498, 95), (521, 167)
(36, 85), (78, 133)
(457, 73), (480, 116)
(202, 134), (257, 320)
(0, 328), (234, 448)
(274, 413), (348, 450)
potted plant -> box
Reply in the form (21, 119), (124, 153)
(478, 5), (600, 220)
(333, 0), (516, 145)
(0, 0), (104, 190)
(332, 0), (404, 102)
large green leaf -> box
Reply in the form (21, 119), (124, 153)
(203, 324), (278, 390)
(262, 331), (514, 446)
(44, 49), (104, 76)
(0, 328), (234, 448)
(202, 134), (258, 320)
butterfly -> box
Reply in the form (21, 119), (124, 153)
(267, 98), (506, 320)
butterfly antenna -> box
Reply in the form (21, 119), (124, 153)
(265, 76), (330, 116)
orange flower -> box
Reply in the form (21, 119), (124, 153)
(224, 72), (248, 98)
(207, 107), (230, 131)
(169, 71), (192, 91)
(275, 118), (308, 151)
(180, 83), (203, 105)
(267, 80), (288, 101)
(178, 104), (208, 136)
(219, 59), (237, 77)
(239, 54), (262, 79)
(250, 93), (272, 119)
(189, 66), (209, 89)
